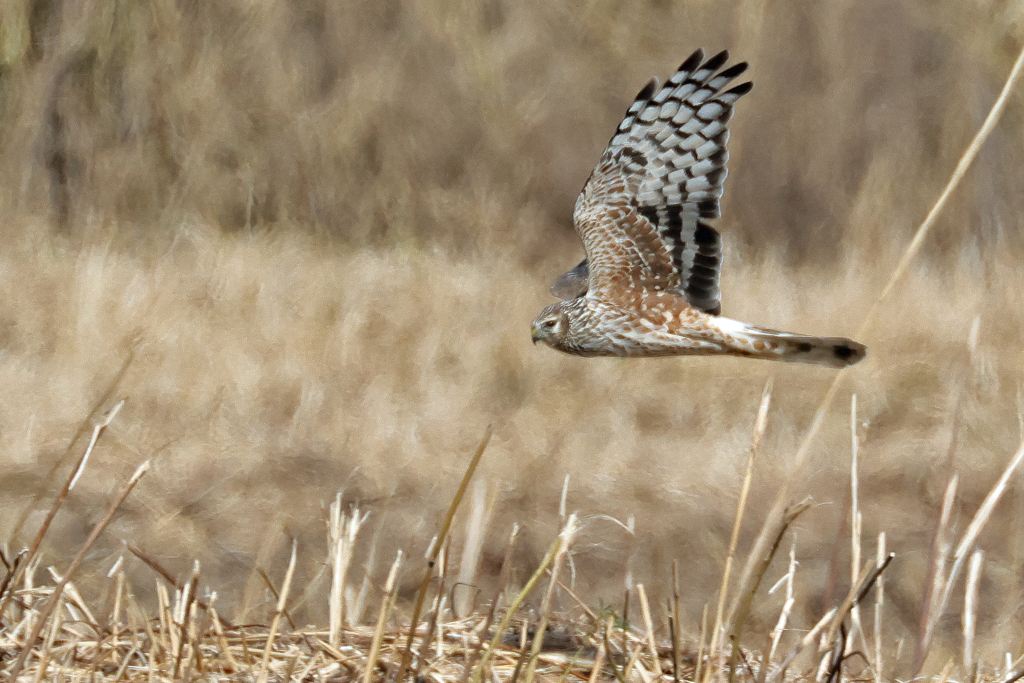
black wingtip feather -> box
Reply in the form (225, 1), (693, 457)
(702, 50), (730, 74)
(634, 78), (658, 102)
(690, 265), (718, 280)
(697, 199), (720, 218)
(678, 49), (704, 74)
(694, 222), (719, 245)
(691, 276), (719, 292)
(693, 253), (719, 268)
(716, 62), (748, 81)
(726, 81), (754, 97)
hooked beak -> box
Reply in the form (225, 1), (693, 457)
(531, 323), (541, 344)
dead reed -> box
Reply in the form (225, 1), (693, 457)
(2, 2), (1024, 681)
(4, 388), (1024, 683)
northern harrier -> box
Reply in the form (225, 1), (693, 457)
(531, 50), (866, 368)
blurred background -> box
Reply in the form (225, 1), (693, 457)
(0, 0), (1023, 675)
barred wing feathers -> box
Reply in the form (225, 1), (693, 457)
(556, 49), (752, 316)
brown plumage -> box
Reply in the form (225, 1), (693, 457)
(531, 49), (866, 368)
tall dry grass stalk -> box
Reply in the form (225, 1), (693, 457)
(364, 550), (403, 683)
(258, 539), (297, 683)
(941, 439), (1024, 612)
(456, 479), (491, 618)
(916, 474), (960, 672)
(730, 35), (1024, 641)
(712, 379), (772, 667)
(6, 460), (149, 681)
(329, 496), (366, 646)
(472, 516), (571, 683)
(523, 513), (579, 683)
(767, 608), (838, 683)
(397, 426), (491, 681)
(963, 549), (983, 672)
(706, 380), (771, 683)
(760, 542), (797, 683)
(0, 399), (124, 622)
(873, 532), (887, 683)
(1, 2), (1024, 677)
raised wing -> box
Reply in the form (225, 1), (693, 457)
(550, 259), (589, 300)
(560, 49), (751, 315)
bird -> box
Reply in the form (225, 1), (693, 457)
(531, 49), (866, 368)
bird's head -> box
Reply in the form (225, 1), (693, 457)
(531, 303), (571, 348)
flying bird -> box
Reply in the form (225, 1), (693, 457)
(531, 50), (866, 368)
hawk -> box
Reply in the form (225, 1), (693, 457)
(531, 50), (866, 368)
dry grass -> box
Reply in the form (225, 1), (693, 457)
(2, 225), (1024, 679)
(0, 437), (1015, 683)
(2, 0), (1024, 680)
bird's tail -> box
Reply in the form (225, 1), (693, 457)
(711, 317), (867, 368)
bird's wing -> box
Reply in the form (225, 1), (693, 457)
(549, 259), (589, 300)
(563, 49), (751, 315)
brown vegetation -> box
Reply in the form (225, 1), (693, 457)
(1, 0), (1024, 680)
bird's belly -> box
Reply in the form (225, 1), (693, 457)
(570, 304), (724, 357)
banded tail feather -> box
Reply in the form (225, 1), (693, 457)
(712, 318), (867, 368)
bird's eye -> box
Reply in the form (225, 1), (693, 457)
(544, 319), (557, 328)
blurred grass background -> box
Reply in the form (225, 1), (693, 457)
(1, 0), (1023, 674)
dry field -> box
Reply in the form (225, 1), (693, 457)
(1, 0), (1024, 681)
